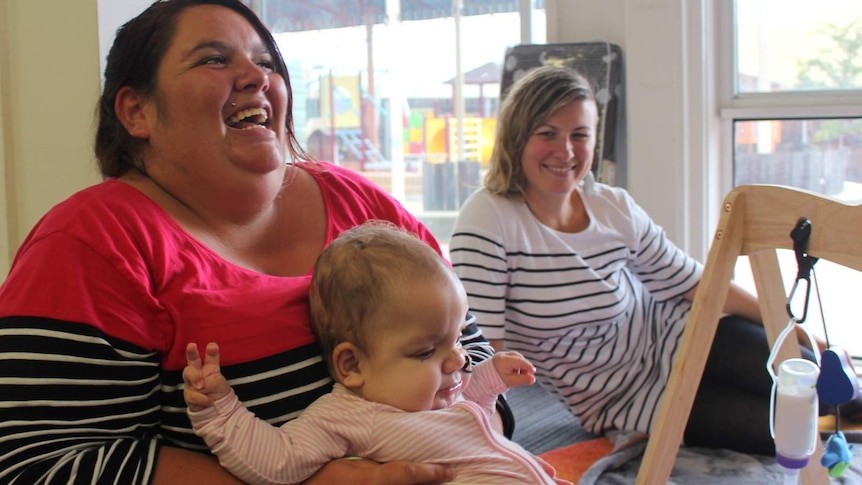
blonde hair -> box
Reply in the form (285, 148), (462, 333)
(308, 221), (452, 376)
(485, 66), (596, 196)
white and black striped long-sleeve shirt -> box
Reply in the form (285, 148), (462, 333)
(449, 185), (703, 435)
(0, 168), (495, 484)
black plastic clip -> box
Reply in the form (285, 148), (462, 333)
(786, 218), (818, 323)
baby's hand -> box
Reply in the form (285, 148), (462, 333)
(492, 351), (536, 388)
(183, 342), (232, 412)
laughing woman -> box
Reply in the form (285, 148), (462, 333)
(0, 1), (496, 483)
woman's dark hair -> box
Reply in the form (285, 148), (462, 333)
(95, 0), (307, 178)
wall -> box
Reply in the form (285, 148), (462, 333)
(0, 0), (155, 279)
(0, 0), (103, 273)
(97, 0), (153, 77)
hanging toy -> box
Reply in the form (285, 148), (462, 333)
(817, 346), (859, 408)
(767, 323), (820, 481)
(787, 218), (856, 477)
(822, 431), (854, 477)
(816, 346), (858, 476)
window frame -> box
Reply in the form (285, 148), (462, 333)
(704, 0), (862, 258)
(716, 0), (862, 178)
(713, 1), (862, 361)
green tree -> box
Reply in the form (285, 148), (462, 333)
(793, 18), (862, 151)
(794, 18), (862, 89)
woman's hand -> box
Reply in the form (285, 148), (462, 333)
(303, 457), (455, 485)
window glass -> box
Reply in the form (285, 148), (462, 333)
(734, 118), (862, 199)
(732, 118), (862, 357)
(735, 0), (862, 93)
(256, 1), (546, 247)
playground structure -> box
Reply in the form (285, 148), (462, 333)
(406, 112), (496, 166)
(303, 71), (497, 170)
(301, 69), (499, 211)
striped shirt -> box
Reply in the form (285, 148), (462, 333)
(449, 185), (703, 435)
(190, 361), (567, 484)
(0, 163), (493, 484)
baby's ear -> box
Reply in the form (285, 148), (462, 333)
(332, 342), (365, 389)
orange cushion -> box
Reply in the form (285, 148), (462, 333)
(539, 437), (615, 483)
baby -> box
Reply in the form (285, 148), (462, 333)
(184, 221), (571, 484)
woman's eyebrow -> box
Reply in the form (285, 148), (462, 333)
(183, 40), (230, 60)
(182, 40), (271, 60)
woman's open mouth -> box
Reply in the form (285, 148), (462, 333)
(225, 107), (269, 130)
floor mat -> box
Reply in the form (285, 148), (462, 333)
(539, 437), (615, 484)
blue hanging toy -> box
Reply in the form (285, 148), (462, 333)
(787, 218), (856, 477)
(817, 345), (857, 476)
(817, 346), (859, 408)
(822, 431), (854, 477)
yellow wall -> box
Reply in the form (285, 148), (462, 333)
(0, 0), (102, 277)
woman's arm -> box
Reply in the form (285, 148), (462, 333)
(683, 280), (762, 324)
(302, 458), (455, 485)
(685, 276), (827, 351)
(0, 316), (168, 484)
(722, 281), (762, 323)
(153, 448), (457, 485)
(0, 231), (179, 484)
(152, 447), (244, 485)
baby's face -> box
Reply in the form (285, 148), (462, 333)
(356, 273), (472, 411)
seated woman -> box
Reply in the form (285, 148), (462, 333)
(449, 65), (862, 456)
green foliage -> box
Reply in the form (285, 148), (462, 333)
(794, 18), (862, 89)
(811, 119), (862, 144)
(793, 18), (862, 148)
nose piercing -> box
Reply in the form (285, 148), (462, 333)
(231, 102), (236, 107)
(461, 352), (474, 374)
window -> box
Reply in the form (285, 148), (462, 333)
(721, 0), (862, 358)
(251, 1), (546, 248)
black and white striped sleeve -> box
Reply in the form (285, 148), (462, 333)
(0, 317), (163, 485)
(450, 193), (511, 341)
(626, 195), (703, 301)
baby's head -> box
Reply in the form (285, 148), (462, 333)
(309, 221), (472, 411)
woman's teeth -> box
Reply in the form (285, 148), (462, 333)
(546, 165), (574, 173)
(226, 108), (268, 129)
